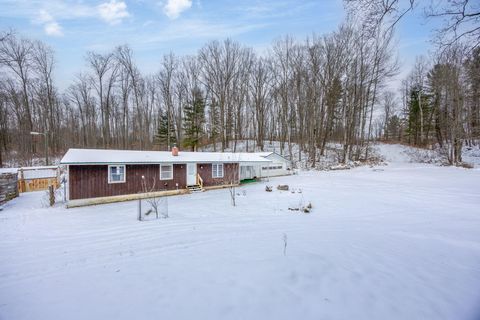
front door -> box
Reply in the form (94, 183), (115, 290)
(187, 163), (197, 185)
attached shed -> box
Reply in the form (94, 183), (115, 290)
(60, 147), (271, 207)
(239, 152), (292, 180)
(258, 152), (292, 177)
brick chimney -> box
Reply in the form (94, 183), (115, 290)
(172, 145), (179, 156)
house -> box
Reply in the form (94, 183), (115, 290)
(60, 147), (271, 207)
(239, 152), (292, 180)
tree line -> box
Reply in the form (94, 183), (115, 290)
(0, 22), (398, 167)
(1, 0), (478, 167)
(346, 0), (480, 165)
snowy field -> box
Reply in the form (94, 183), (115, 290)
(1, 145), (480, 320)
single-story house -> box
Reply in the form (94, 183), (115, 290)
(60, 147), (271, 207)
(239, 152), (292, 180)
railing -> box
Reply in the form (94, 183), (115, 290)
(197, 174), (203, 189)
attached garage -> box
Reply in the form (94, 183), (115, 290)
(239, 152), (292, 180)
(258, 152), (292, 177)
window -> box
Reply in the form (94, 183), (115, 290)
(108, 165), (125, 183)
(212, 163), (224, 178)
(262, 165), (283, 170)
(160, 164), (173, 180)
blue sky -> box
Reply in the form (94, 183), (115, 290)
(0, 0), (435, 91)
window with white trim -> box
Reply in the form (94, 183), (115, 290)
(108, 165), (126, 183)
(212, 163), (224, 178)
(160, 164), (173, 180)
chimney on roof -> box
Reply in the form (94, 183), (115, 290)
(172, 145), (179, 156)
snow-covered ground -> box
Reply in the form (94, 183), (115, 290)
(1, 145), (480, 320)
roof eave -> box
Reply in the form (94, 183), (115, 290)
(61, 160), (272, 165)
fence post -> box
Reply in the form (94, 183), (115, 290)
(49, 185), (55, 206)
(63, 178), (66, 203)
(19, 168), (25, 193)
(138, 198), (142, 221)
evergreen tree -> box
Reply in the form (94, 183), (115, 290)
(154, 110), (176, 150)
(407, 88), (431, 145)
(183, 88), (206, 151)
(386, 115), (401, 141)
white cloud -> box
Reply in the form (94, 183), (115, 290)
(97, 0), (130, 25)
(135, 19), (268, 46)
(38, 10), (53, 23)
(36, 9), (63, 37)
(44, 21), (63, 36)
(163, 0), (192, 19)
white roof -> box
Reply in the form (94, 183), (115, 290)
(0, 168), (18, 174)
(0, 166), (59, 179)
(252, 151), (290, 162)
(60, 149), (271, 165)
(255, 152), (274, 157)
(21, 167), (58, 179)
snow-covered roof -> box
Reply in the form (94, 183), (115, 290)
(21, 167), (58, 179)
(0, 168), (18, 174)
(253, 151), (290, 162)
(255, 152), (274, 157)
(0, 166), (59, 179)
(60, 149), (272, 165)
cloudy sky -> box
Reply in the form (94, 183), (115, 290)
(0, 0), (434, 90)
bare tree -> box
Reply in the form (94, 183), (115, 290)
(223, 162), (240, 207)
(32, 41), (59, 154)
(140, 176), (168, 220)
(345, 0), (480, 51)
(86, 51), (118, 148)
(382, 91), (396, 140)
(156, 53), (177, 150)
(0, 34), (35, 155)
(249, 56), (272, 151)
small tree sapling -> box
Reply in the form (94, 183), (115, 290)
(140, 176), (168, 220)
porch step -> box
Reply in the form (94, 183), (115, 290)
(187, 184), (204, 193)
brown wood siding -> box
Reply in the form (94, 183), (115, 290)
(69, 164), (187, 200)
(197, 163), (239, 187)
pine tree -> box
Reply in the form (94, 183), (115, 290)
(183, 88), (205, 151)
(407, 88), (431, 145)
(154, 110), (176, 150)
(386, 115), (401, 141)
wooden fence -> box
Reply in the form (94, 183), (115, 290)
(0, 172), (19, 205)
(18, 166), (60, 193)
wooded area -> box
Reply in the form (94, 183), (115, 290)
(0, 0), (478, 167)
